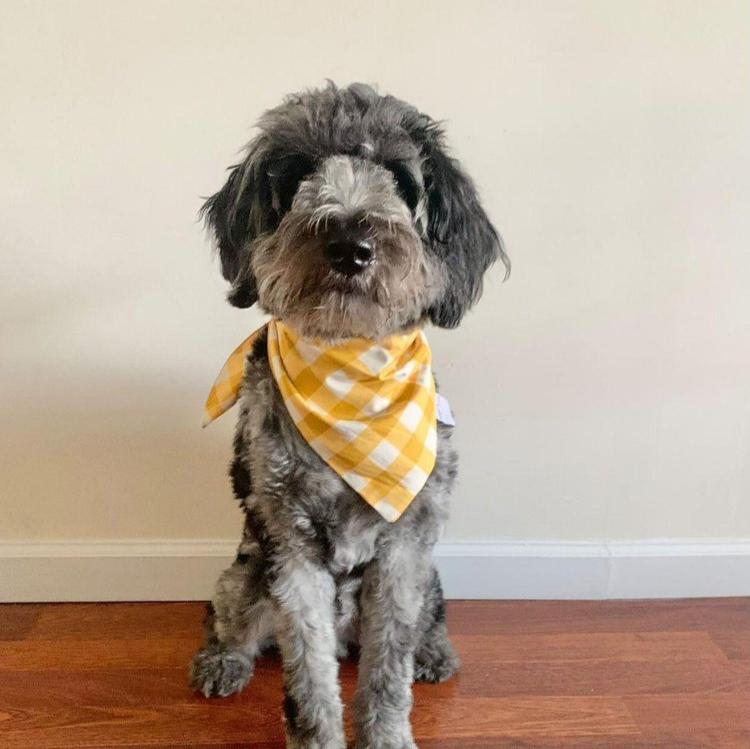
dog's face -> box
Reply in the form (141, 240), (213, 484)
(203, 83), (508, 340)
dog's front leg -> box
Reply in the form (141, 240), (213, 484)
(354, 541), (431, 749)
(270, 551), (345, 749)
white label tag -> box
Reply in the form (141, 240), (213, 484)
(436, 393), (456, 426)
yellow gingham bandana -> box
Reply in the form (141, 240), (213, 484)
(203, 320), (437, 522)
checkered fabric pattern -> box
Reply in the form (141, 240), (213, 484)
(202, 327), (265, 427)
(204, 320), (437, 522)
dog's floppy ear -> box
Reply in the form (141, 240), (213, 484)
(421, 130), (510, 328)
(201, 139), (273, 308)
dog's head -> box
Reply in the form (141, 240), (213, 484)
(202, 82), (508, 340)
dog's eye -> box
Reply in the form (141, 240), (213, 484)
(384, 160), (421, 212)
(268, 155), (314, 214)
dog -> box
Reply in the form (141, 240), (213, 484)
(191, 82), (508, 749)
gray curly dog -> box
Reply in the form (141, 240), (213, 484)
(191, 82), (508, 749)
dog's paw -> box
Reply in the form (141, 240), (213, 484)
(190, 646), (253, 697)
(413, 644), (459, 684)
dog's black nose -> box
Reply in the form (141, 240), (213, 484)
(325, 238), (374, 276)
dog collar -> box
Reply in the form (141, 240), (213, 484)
(203, 320), (438, 522)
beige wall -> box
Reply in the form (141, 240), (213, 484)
(2, 0), (749, 544)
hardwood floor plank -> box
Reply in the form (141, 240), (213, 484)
(0, 703), (286, 748)
(27, 602), (205, 642)
(0, 668), (228, 709)
(417, 734), (750, 749)
(0, 659), (288, 710)
(447, 599), (750, 636)
(447, 658), (750, 698)
(409, 695), (638, 739)
(450, 631), (728, 664)
(625, 695), (750, 732)
(0, 637), (199, 671)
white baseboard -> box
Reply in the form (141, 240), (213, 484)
(436, 540), (750, 600)
(1, 539), (749, 602)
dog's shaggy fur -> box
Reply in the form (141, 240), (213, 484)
(191, 82), (508, 749)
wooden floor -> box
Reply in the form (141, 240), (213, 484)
(0, 600), (748, 748)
